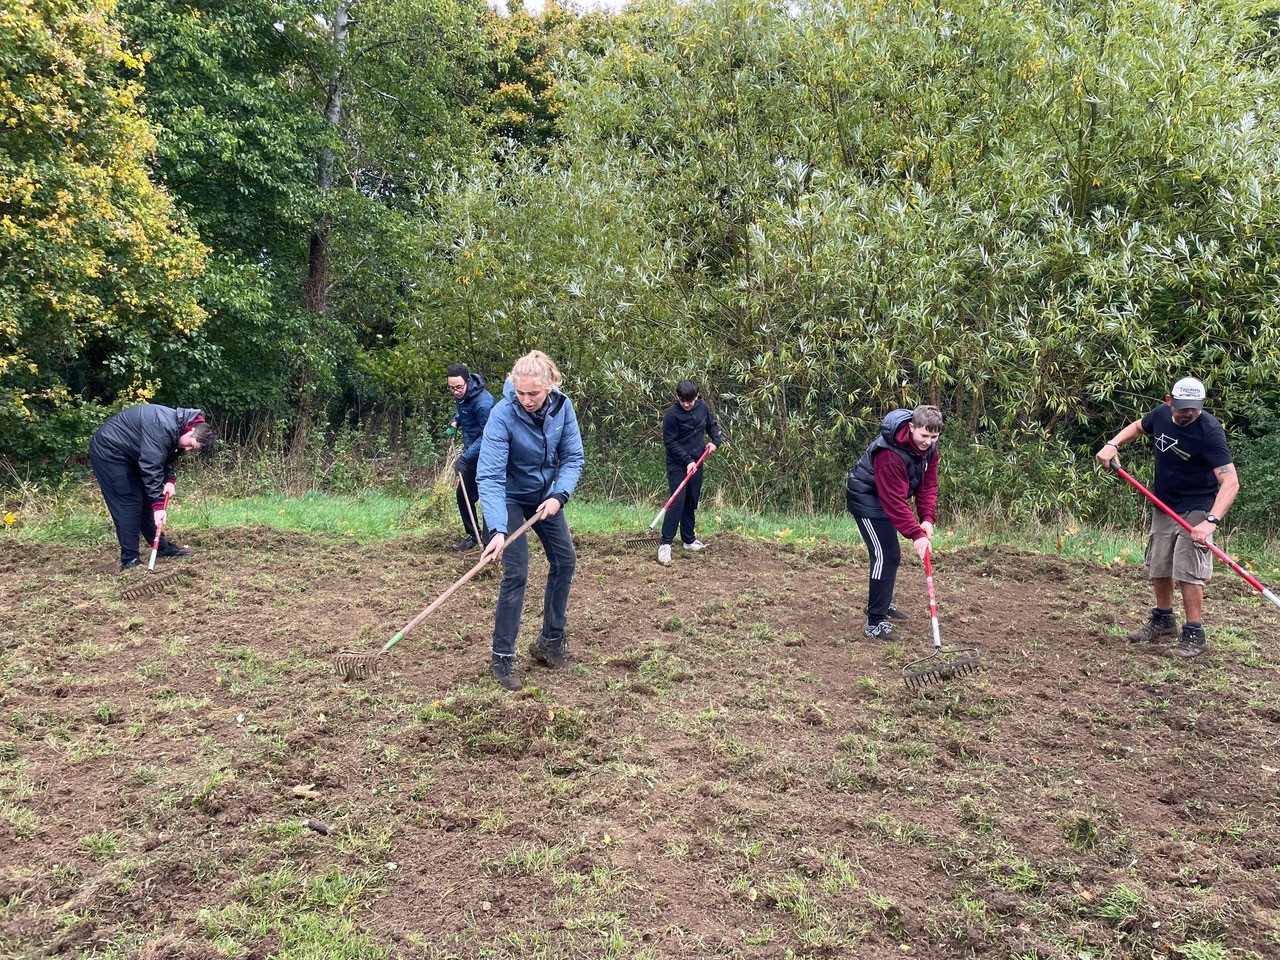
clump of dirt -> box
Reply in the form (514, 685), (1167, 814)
(0, 530), (1278, 958)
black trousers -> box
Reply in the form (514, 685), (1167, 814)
(854, 515), (900, 624)
(455, 459), (486, 542)
(661, 461), (705, 546)
(89, 441), (160, 565)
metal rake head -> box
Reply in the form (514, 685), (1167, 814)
(119, 570), (185, 601)
(334, 650), (383, 680)
(624, 533), (661, 547)
(902, 649), (983, 689)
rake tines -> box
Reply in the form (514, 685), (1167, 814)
(334, 650), (384, 680)
(902, 648), (983, 688)
(119, 569), (185, 601)
(625, 532), (660, 547)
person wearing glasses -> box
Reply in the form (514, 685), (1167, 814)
(445, 363), (496, 551)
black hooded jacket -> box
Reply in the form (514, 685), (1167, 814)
(90, 404), (204, 506)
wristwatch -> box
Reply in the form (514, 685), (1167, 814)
(1205, 514), (1220, 525)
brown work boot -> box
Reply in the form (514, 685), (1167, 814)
(1127, 610), (1177, 643)
(530, 633), (569, 669)
(1171, 623), (1207, 659)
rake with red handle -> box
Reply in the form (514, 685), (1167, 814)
(902, 548), (983, 688)
(146, 491), (172, 572)
(625, 445), (712, 546)
(1109, 460), (1280, 611)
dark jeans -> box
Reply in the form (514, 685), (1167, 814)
(854, 515), (900, 624)
(492, 502), (576, 657)
(660, 461), (704, 546)
(455, 460), (487, 542)
(89, 441), (159, 565)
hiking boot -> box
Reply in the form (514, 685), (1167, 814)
(1127, 610), (1178, 643)
(530, 633), (569, 669)
(864, 620), (901, 641)
(886, 603), (907, 620)
(120, 558), (142, 571)
(1171, 623), (1207, 659)
(452, 535), (479, 552)
(156, 539), (192, 558)
(683, 539), (707, 552)
(657, 544), (672, 566)
(491, 654), (522, 691)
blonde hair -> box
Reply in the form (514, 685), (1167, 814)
(509, 350), (563, 390)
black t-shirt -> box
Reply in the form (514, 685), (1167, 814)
(1139, 405), (1233, 513)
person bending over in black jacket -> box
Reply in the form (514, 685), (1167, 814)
(89, 404), (217, 570)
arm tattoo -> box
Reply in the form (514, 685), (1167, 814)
(1215, 464), (1235, 477)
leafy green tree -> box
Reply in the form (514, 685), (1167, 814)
(0, 0), (207, 468)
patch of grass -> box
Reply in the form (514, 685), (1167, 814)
(80, 829), (122, 860)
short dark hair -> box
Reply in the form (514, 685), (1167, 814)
(190, 421), (217, 458)
(912, 405), (944, 432)
(677, 379), (700, 402)
(446, 363), (470, 381)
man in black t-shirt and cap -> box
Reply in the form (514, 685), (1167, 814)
(1096, 377), (1239, 658)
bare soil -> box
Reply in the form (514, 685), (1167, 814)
(1, 528), (1278, 959)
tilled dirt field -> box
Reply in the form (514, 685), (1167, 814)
(1, 528), (1278, 959)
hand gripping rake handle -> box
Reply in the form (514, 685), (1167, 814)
(924, 548), (942, 651)
(1109, 460), (1280, 611)
(649, 445), (712, 530)
(147, 491), (172, 572)
(383, 512), (541, 655)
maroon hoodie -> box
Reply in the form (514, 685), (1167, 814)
(871, 423), (939, 541)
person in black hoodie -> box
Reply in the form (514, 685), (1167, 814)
(89, 404), (217, 570)
(446, 363), (496, 551)
(657, 380), (724, 566)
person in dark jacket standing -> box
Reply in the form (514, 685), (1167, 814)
(846, 405), (943, 641)
(656, 380), (724, 566)
(88, 404), (217, 570)
(1095, 376), (1239, 659)
(446, 363), (496, 551)
(478, 351), (585, 691)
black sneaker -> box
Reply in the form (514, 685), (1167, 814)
(452, 536), (479, 552)
(1127, 610), (1177, 643)
(1171, 624), (1207, 659)
(491, 654), (522, 691)
(885, 603), (907, 620)
(156, 539), (192, 558)
(864, 621), (901, 641)
(120, 558), (142, 571)
(530, 634), (569, 669)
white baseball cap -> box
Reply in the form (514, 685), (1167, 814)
(1170, 377), (1206, 410)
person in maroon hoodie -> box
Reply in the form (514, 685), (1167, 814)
(845, 405), (943, 640)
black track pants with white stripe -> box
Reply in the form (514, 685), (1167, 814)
(854, 515), (901, 624)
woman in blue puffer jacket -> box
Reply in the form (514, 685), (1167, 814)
(477, 351), (585, 691)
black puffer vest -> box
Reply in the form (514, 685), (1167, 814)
(846, 409), (937, 519)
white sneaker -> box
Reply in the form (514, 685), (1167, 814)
(657, 544), (672, 565)
(682, 540), (706, 552)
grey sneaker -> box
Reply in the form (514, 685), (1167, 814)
(1171, 623), (1207, 659)
(864, 620), (901, 641)
(491, 654), (522, 691)
(682, 539), (707, 551)
(657, 544), (672, 566)
(530, 634), (569, 670)
(1127, 610), (1178, 643)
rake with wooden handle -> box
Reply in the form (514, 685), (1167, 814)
(625, 445), (712, 546)
(334, 513), (540, 680)
(902, 548), (982, 688)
